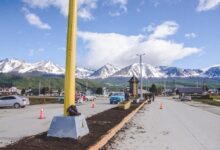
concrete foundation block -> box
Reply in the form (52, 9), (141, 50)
(47, 115), (89, 139)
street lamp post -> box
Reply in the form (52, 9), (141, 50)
(137, 53), (145, 101)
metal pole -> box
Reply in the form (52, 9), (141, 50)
(164, 79), (166, 96)
(137, 53), (145, 100)
(64, 0), (78, 116)
(140, 55), (143, 100)
(49, 80), (50, 96)
(39, 81), (41, 96)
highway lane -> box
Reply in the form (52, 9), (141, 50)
(104, 97), (220, 150)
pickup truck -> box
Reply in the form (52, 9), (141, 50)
(109, 92), (125, 104)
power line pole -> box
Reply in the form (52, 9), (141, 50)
(39, 80), (41, 96)
(164, 79), (166, 96)
(49, 80), (51, 96)
(146, 78), (148, 91)
(137, 53), (145, 100)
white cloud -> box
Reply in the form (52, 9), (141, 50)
(78, 7), (94, 20)
(108, 0), (128, 16)
(28, 48), (45, 56)
(78, 21), (201, 68)
(185, 32), (197, 39)
(22, 8), (51, 30)
(109, 11), (122, 16)
(149, 21), (179, 39)
(110, 0), (127, 5)
(22, 0), (97, 20)
(22, 0), (129, 19)
(78, 0), (97, 20)
(197, 0), (220, 11)
(142, 23), (155, 33)
(150, 0), (160, 7)
(136, 0), (145, 12)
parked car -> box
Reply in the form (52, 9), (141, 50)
(0, 95), (30, 108)
(57, 93), (85, 103)
(86, 95), (96, 101)
(181, 95), (192, 101)
(57, 96), (64, 103)
(109, 92), (125, 104)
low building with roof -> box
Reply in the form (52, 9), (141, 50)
(176, 87), (204, 95)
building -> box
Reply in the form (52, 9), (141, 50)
(0, 86), (21, 96)
(129, 75), (139, 97)
(176, 87), (204, 95)
(138, 89), (150, 94)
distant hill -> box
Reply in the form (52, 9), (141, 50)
(0, 73), (122, 92)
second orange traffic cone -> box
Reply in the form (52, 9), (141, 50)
(91, 101), (95, 108)
(39, 108), (45, 119)
(160, 103), (164, 109)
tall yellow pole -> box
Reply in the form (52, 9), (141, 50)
(64, 0), (78, 116)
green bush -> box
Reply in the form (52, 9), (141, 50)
(193, 99), (220, 107)
(191, 95), (213, 100)
(211, 95), (220, 100)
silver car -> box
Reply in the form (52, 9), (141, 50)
(181, 95), (192, 101)
(0, 95), (30, 108)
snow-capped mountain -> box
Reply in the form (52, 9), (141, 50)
(90, 63), (120, 79)
(158, 66), (202, 78)
(203, 65), (220, 78)
(27, 61), (65, 74)
(0, 58), (25, 73)
(0, 58), (64, 75)
(76, 67), (94, 79)
(113, 63), (164, 78)
(1, 58), (220, 79)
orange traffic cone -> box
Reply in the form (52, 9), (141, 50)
(91, 101), (95, 108)
(160, 103), (163, 109)
(39, 108), (45, 119)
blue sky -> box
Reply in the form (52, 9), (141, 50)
(0, 0), (220, 69)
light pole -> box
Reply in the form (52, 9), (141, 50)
(39, 80), (41, 96)
(137, 53), (145, 100)
(164, 79), (166, 96)
(47, 0), (89, 139)
(64, 0), (78, 115)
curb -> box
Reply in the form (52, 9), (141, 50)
(88, 101), (147, 150)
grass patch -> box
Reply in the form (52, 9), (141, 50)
(211, 95), (220, 100)
(193, 99), (220, 107)
(29, 96), (59, 105)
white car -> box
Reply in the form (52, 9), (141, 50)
(86, 95), (96, 101)
(0, 95), (30, 108)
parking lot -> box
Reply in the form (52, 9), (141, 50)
(0, 97), (115, 147)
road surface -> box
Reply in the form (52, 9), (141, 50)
(104, 97), (220, 150)
(0, 97), (115, 147)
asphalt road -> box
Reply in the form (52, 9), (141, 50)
(0, 97), (115, 147)
(105, 97), (220, 150)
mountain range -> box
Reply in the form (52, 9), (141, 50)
(0, 58), (220, 79)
